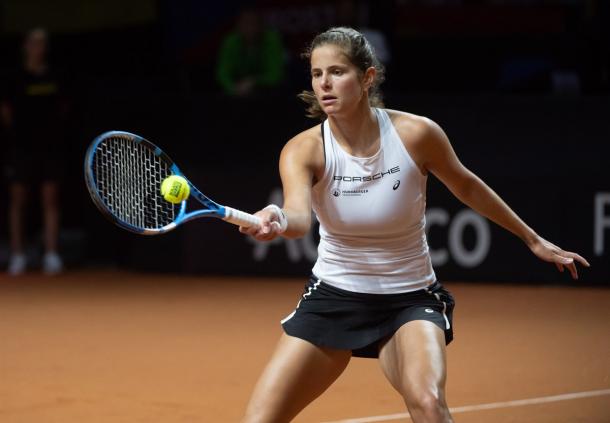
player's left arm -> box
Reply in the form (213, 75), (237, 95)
(404, 116), (590, 279)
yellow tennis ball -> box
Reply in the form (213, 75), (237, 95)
(160, 175), (190, 204)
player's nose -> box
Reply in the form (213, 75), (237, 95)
(321, 73), (332, 89)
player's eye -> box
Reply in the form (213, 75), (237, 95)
(333, 69), (343, 75)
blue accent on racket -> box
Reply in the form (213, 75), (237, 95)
(84, 130), (261, 235)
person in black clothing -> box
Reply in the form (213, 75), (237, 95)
(1, 28), (68, 275)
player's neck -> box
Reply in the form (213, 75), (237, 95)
(328, 103), (379, 157)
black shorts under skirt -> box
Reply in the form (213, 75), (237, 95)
(281, 275), (455, 358)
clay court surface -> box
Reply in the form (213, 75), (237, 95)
(1, 272), (608, 422)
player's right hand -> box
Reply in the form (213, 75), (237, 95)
(239, 209), (283, 242)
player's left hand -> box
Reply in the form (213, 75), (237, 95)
(528, 236), (590, 280)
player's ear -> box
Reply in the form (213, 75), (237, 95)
(362, 67), (376, 91)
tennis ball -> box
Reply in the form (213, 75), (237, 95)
(161, 175), (190, 204)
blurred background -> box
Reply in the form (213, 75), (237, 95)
(0, 0), (608, 284)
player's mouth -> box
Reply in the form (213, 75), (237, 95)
(321, 95), (338, 106)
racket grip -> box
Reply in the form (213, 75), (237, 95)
(223, 206), (262, 228)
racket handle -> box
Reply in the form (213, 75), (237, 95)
(223, 206), (262, 228)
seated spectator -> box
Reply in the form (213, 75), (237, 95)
(216, 8), (286, 97)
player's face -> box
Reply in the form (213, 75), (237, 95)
(310, 44), (366, 116)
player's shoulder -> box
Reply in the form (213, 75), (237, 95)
(385, 109), (442, 139)
(386, 109), (444, 144)
(282, 124), (324, 158)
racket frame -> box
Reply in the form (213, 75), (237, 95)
(84, 130), (252, 235)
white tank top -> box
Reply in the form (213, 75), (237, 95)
(311, 108), (436, 294)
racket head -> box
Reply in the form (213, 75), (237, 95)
(84, 131), (186, 234)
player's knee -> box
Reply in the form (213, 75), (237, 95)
(404, 388), (447, 419)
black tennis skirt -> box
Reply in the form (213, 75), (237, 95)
(281, 275), (455, 358)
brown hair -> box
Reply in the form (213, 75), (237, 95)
(298, 27), (385, 120)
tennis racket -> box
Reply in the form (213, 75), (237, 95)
(84, 130), (261, 235)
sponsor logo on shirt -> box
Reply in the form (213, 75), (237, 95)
(330, 188), (370, 197)
(332, 166), (400, 182)
(330, 166), (401, 197)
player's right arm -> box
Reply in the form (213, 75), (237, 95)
(240, 126), (323, 241)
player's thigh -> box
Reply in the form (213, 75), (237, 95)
(378, 320), (447, 399)
(243, 333), (351, 423)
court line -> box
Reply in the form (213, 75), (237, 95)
(321, 388), (610, 423)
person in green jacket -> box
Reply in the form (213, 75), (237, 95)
(216, 9), (285, 96)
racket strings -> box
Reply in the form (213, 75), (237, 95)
(93, 136), (177, 230)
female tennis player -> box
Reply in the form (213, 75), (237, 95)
(239, 27), (589, 423)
